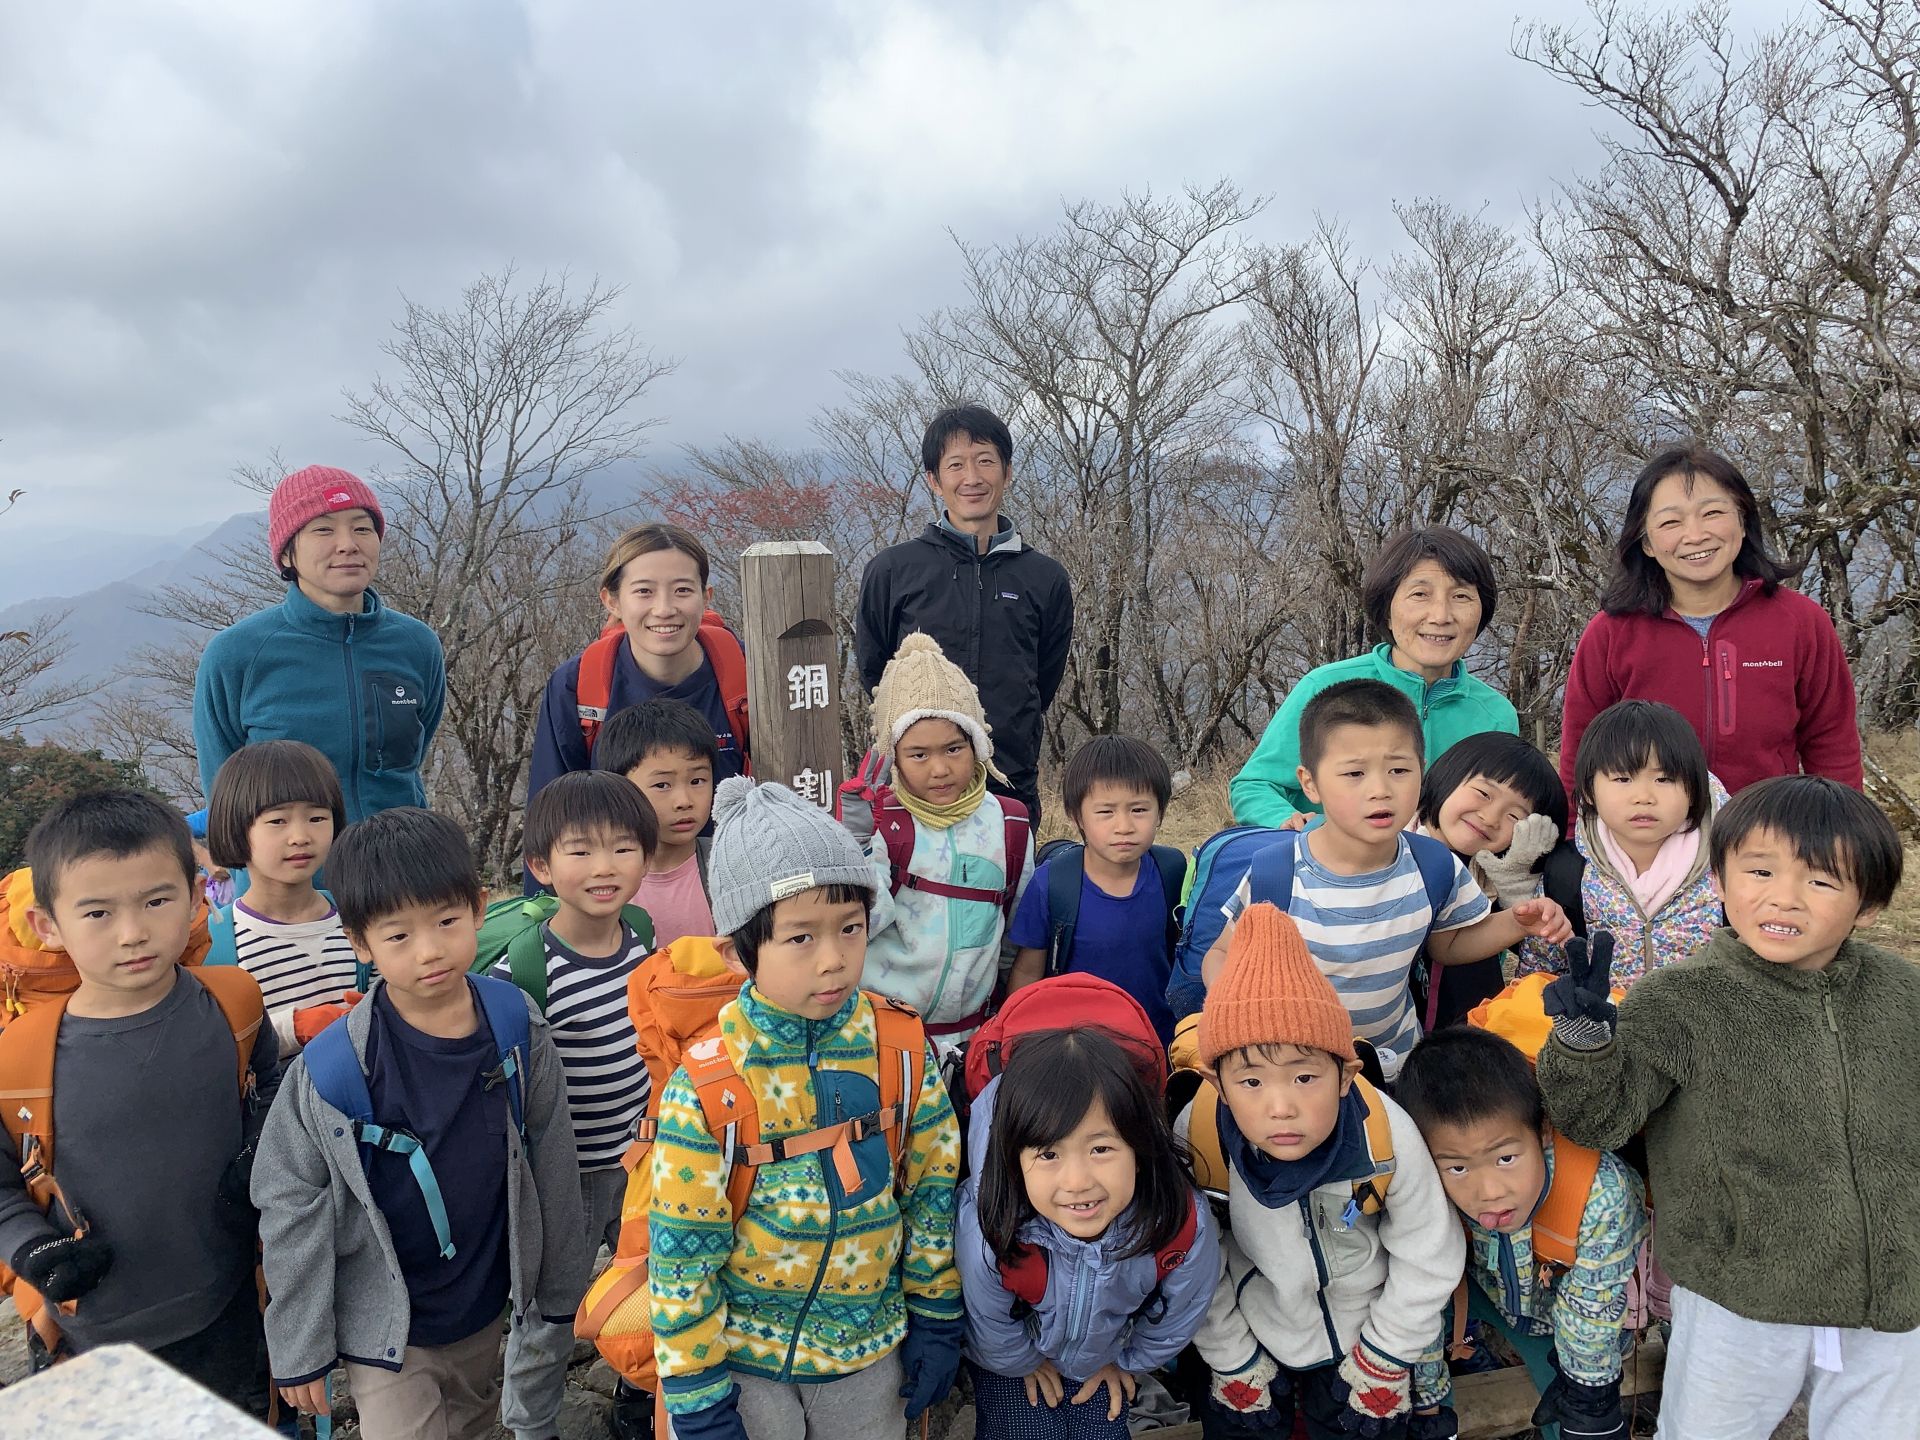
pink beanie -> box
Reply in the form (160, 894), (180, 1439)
(268, 466), (385, 573)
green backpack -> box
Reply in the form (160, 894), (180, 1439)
(471, 895), (655, 1011)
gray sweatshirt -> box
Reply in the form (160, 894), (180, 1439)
(251, 979), (592, 1383)
(0, 968), (281, 1350)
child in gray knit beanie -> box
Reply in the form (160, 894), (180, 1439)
(708, 774), (877, 937)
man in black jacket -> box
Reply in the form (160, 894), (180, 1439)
(856, 405), (1074, 826)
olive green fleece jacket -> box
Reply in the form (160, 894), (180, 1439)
(1538, 928), (1920, 1332)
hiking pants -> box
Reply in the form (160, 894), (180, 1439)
(1659, 1284), (1920, 1439)
(500, 1163), (626, 1439)
(722, 1349), (905, 1439)
(346, 1319), (501, 1440)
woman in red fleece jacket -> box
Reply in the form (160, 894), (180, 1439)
(1560, 445), (1862, 808)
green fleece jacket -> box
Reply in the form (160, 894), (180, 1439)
(1230, 645), (1518, 826)
(1539, 928), (1920, 1332)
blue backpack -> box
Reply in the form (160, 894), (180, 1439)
(1033, 839), (1187, 977)
(1166, 826), (1460, 1022)
(300, 974), (531, 1260)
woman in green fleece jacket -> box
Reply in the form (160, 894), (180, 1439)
(1538, 776), (1918, 1440)
(1231, 526), (1517, 828)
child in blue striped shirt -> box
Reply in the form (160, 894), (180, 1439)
(1203, 681), (1571, 1076)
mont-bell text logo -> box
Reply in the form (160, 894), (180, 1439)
(325, 489), (352, 506)
(1741, 659), (1786, 669)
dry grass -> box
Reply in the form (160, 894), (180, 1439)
(1036, 736), (1920, 958)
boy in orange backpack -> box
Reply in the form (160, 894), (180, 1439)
(648, 776), (963, 1440)
(0, 792), (277, 1407)
(1397, 1026), (1648, 1440)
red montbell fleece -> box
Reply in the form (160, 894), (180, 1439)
(1560, 578), (1864, 805)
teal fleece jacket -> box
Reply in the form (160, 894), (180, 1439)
(1539, 929), (1920, 1332)
(194, 585), (445, 823)
(1230, 646), (1518, 826)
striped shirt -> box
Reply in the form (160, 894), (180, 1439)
(497, 923), (651, 1171)
(1223, 832), (1490, 1061)
(231, 901), (361, 1056)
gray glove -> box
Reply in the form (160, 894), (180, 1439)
(1473, 813), (1559, 908)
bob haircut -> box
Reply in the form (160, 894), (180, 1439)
(1362, 526), (1499, 639)
(1396, 1027), (1545, 1137)
(328, 807), (483, 939)
(1062, 735), (1173, 823)
(975, 1027), (1191, 1266)
(25, 790), (196, 914)
(728, 882), (872, 976)
(1573, 700), (1713, 833)
(1602, 445), (1796, 617)
(599, 522), (711, 596)
(921, 404), (1013, 475)
(1711, 774), (1903, 914)
(1299, 678), (1424, 774)
(206, 740), (347, 871)
(522, 771), (659, 865)
(594, 698), (721, 780)
(1418, 732), (1568, 842)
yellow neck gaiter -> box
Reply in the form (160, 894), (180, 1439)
(895, 763), (989, 830)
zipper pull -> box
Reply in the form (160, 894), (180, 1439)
(1823, 989), (1839, 1033)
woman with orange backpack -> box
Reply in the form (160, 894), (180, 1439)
(525, 523), (749, 810)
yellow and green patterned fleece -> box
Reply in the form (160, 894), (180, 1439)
(1463, 1142), (1649, 1385)
(647, 983), (961, 1416)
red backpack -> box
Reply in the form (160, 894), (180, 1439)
(962, 974), (1198, 1316)
(835, 748), (1030, 918)
(574, 610), (751, 760)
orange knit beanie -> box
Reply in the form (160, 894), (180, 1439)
(1198, 902), (1355, 1066)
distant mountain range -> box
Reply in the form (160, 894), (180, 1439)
(3, 510), (267, 739)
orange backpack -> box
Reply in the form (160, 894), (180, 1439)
(1463, 970), (1612, 1271)
(576, 935), (926, 1392)
(0, 867), (215, 1027)
(0, 964), (263, 1355)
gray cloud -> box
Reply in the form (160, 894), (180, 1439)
(0, 0), (1800, 540)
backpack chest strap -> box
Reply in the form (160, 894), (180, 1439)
(737, 1102), (909, 1194)
(896, 871), (1005, 906)
(354, 1123), (456, 1260)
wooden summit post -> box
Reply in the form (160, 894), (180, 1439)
(740, 541), (843, 810)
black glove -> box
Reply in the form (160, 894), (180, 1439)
(1407, 1406), (1460, 1440)
(11, 1232), (114, 1304)
(896, 1312), (963, 1420)
(218, 1142), (259, 1234)
(1543, 931), (1618, 1048)
(1531, 1371), (1626, 1440)
(1202, 1390), (1292, 1438)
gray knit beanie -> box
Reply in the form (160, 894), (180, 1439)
(708, 776), (878, 935)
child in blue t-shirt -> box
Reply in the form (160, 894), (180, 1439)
(1008, 737), (1182, 1043)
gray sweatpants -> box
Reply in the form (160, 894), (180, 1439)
(673, 1350), (905, 1440)
(1658, 1285), (1920, 1440)
(499, 1164), (628, 1440)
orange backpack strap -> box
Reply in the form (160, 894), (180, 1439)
(685, 996), (925, 1213)
(1532, 1132), (1603, 1273)
(575, 630), (627, 752)
(0, 999), (70, 1215)
(696, 615), (751, 759)
(190, 966), (266, 1105)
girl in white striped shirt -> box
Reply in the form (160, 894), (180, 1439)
(205, 740), (360, 1058)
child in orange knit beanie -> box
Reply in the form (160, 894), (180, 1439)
(1190, 903), (1463, 1439)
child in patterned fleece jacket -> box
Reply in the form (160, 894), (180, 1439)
(648, 777), (963, 1440)
(1399, 1028), (1648, 1440)
(1517, 701), (1724, 990)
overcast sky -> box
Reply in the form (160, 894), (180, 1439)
(1, 0), (1801, 544)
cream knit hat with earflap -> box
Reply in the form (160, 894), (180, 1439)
(870, 633), (1008, 784)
